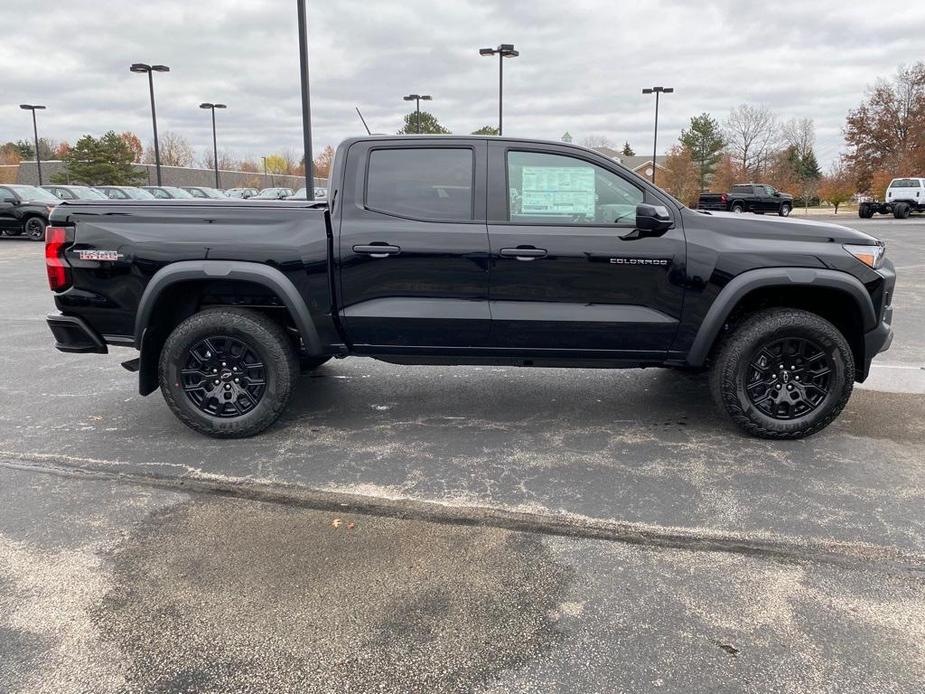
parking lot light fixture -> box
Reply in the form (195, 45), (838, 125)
(479, 44), (519, 136)
(19, 104), (46, 185)
(199, 103), (227, 189)
(402, 94), (432, 134)
(130, 63), (170, 185)
(641, 86), (673, 184)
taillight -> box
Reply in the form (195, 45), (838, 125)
(720, 193), (728, 203)
(45, 226), (72, 292)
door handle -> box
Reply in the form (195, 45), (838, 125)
(500, 247), (547, 261)
(353, 244), (401, 258)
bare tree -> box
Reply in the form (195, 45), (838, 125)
(724, 104), (779, 177)
(143, 131), (194, 167)
(782, 117), (815, 159)
(201, 148), (238, 171)
(581, 135), (615, 150)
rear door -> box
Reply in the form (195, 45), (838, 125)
(336, 140), (491, 349)
(486, 142), (685, 358)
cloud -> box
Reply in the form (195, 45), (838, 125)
(1, 0), (922, 169)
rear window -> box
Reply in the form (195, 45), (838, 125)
(731, 185), (753, 194)
(366, 148), (473, 221)
(890, 179), (922, 188)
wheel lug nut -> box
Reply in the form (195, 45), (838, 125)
(234, 378), (239, 383)
(787, 385), (793, 390)
(214, 379), (220, 385)
(224, 384), (231, 390)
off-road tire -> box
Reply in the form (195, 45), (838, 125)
(778, 203), (791, 217)
(709, 308), (854, 439)
(731, 203), (744, 214)
(159, 308), (298, 438)
(893, 202), (910, 219)
(24, 216), (47, 241)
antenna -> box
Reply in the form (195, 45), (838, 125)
(355, 106), (372, 135)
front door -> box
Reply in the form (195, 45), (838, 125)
(337, 140), (491, 349)
(486, 144), (686, 359)
(0, 187), (20, 233)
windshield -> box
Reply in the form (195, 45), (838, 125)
(162, 187), (195, 199)
(8, 185), (59, 203)
(198, 187), (227, 199)
(73, 186), (107, 199)
(254, 189), (281, 198)
(125, 188), (156, 200)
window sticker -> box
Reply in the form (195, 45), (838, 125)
(519, 166), (595, 217)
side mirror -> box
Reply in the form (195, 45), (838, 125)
(773, 191), (781, 197)
(631, 203), (673, 237)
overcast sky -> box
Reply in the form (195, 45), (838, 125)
(2, 0), (924, 169)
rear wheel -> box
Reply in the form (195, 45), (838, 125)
(731, 203), (744, 214)
(24, 216), (46, 241)
(893, 202), (910, 219)
(158, 308), (298, 437)
(710, 308), (854, 439)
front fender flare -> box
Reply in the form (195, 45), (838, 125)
(685, 267), (877, 367)
(134, 260), (323, 354)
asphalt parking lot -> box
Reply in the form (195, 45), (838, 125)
(1, 215), (924, 692)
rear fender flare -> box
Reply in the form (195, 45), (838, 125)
(134, 260), (322, 354)
(685, 267), (877, 367)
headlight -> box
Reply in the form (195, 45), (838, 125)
(843, 243), (885, 270)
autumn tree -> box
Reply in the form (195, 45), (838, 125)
(724, 104), (779, 177)
(397, 110), (450, 135)
(53, 131), (146, 185)
(660, 144), (701, 206)
(679, 113), (725, 191)
(710, 153), (739, 193)
(119, 132), (144, 163)
(843, 62), (925, 192)
(312, 145), (335, 179)
(144, 131), (194, 167)
(818, 165), (855, 213)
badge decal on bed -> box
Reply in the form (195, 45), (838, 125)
(77, 250), (123, 261)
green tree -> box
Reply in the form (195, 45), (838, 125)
(471, 125), (500, 135)
(561, 131), (573, 143)
(397, 110), (450, 135)
(679, 113), (725, 191)
(53, 131), (146, 185)
(621, 141), (635, 156)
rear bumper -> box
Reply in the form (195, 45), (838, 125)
(47, 314), (108, 354)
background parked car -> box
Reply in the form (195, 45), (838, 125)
(286, 187), (327, 200)
(697, 183), (793, 216)
(182, 186), (228, 199)
(95, 186), (157, 201)
(41, 185), (108, 201)
(0, 184), (58, 241)
(141, 186), (196, 200)
(224, 187), (258, 199)
(253, 187), (294, 200)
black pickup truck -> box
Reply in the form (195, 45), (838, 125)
(698, 184), (794, 216)
(44, 136), (895, 439)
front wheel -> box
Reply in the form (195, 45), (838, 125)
(710, 308), (854, 439)
(24, 216), (47, 241)
(158, 308), (299, 437)
(779, 203), (791, 217)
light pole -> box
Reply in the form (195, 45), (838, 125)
(402, 94), (432, 134)
(262, 156), (269, 186)
(641, 86), (673, 184)
(199, 102), (227, 188)
(130, 63), (170, 185)
(479, 43), (518, 136)
(296, 0), (315, 200)
(19, 104), (46, 185)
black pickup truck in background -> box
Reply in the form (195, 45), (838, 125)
(44, 136), (894, 440)
(698, 184), (794, 216)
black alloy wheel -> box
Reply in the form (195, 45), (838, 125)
(25, 216), (46, 241)
(180, 336), (266, 417)
(744, 337), (832, 420)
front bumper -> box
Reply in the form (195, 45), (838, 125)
(47, 314), (108, 354)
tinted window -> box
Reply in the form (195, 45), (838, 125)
(507, 150), (642, 225)
(0, 187), (17, 202)
(366, 148), (473, 221)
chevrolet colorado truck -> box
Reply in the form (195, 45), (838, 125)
(698, 184), (794, 216)
(44, 136), (895, 439)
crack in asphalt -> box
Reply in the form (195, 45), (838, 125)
(1, 454), (923, 578)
